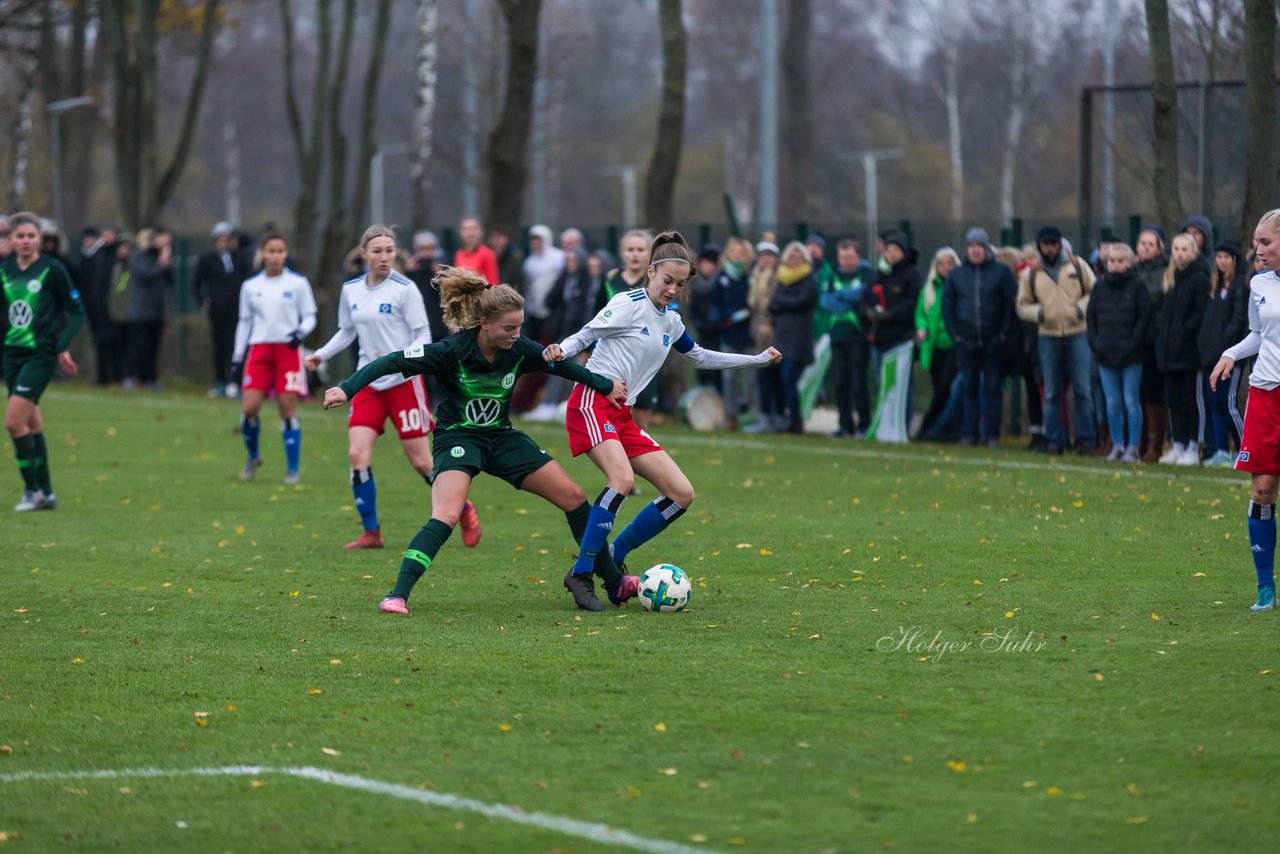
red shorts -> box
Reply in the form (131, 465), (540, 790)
(243, 343), (307, 395)
(348, 375), (433, 439)
(566, 383), (663, 458)
(1236, 385), (1280, 475)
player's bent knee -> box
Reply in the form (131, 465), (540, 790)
(610, 474), (635, 496)
(414, 463), (432, 479)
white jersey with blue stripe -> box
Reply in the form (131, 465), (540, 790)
(233, 268), (317, 362)
(315, 270), (430, 391)
(559, 289), (686, 406)
(1225, 270), (1280, 391)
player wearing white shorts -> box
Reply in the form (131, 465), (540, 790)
(307, 225), (481, 550)
(544, 230), (781, 608)
(231, 231), (316, 485)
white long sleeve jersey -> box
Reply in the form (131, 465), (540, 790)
(1224, 270), (1280, 390)
(559, 288), (773, 406)
(233, 269), (318, 362)
(313, 271), (431, 391)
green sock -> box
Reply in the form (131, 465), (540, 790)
(390, 518), (453, 600)
(13, 434), (39, 492)
(565, 501), (621, 586)
(31, 433), (52, 494)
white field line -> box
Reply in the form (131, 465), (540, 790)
(0, 765), (720, 854)
(45, 388), (1246, 487)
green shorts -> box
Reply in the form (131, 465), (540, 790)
(433, 427), (554, 489)
(633, 375), (661, 411)
(4, 348), (56, 403)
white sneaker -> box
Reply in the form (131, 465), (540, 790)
(1121, 445), (1141, 463)
(1204, 450), (1233, 467)
(225, 383), (241, 399)
(1105, 445), (1125, 462)
(39, 492), (58, 510)
(1158, 443), (1184, 464)
(524, 402), (560, 422)
(14, 490), (46, 511)
(1175, 446), (1201, 466)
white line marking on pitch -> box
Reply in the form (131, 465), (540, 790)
(0, 765), (720, 854)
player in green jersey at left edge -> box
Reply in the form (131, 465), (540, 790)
(323, 266), (633, 613)
(0, 212), (86, 511)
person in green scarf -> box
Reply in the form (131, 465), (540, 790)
(915, 247), (959, 440)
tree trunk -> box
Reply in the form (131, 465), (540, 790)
(155, 0), (221, 211)
(315, 0), (358, 330)
(1145, 0), (1185, 234)
(944, 0), (963, 224)
(643, 0), (686, 229)
(999, 23), (1029, 228)
(1238, 0), (1277, 244)
(281, 0), (334, 276)
(348, 0), (393, 242)
(780, 0), (814, 221)
(8, 60), (35, 211)
(102, 1), (141, 228)
(485, 0), (542, 237)
(411, 0), (439, 228)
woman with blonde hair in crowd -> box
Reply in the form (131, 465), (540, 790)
(746, 240), (785, 432)
(1086, 242), (1150, 462)
(1134, 227), (1170, 460)
(768, 241), (819, 434)
(1154, 232), (1209, 465)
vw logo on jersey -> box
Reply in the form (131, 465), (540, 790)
(378, 303), (393, 313)
(465, 398), (503, 425)
(8, 302), (33, 328)
(450, 446), (466, 458)
(26, 280), (42, 294)
(501, 372), (516, 389)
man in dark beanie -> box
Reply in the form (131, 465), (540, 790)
(1016, 225), (1097, 454)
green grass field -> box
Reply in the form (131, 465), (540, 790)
(2, 385), (1278, 852)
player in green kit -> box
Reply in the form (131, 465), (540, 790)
(0, 213), (85, 511)
(323, 266), (629, 614)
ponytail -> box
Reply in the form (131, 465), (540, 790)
(435, 266), (524, 331)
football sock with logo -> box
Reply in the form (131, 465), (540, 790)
(572, 487), (625, 576)
(31, 432), (52, 494)
(1248, 501), (1276, 590)
(564, 502), (622, 586)
(352, 467), (378, 532)
(12, 433), (39, 492)
(611, 496), (687, 564)
(390, 518), (453, 600)
(241, 415), (260, 460)
(282, 417), (301, 472)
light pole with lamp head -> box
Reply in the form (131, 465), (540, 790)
(45, 96), (94, 230)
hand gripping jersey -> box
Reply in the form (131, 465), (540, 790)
(339, 329), (615, 432)
(1225, 270), (1280, 390)
(0, 256), (86, 353)
(559, 288), (773, 406)
(232, 269), (318, 361)
(314, 271), (430, 391)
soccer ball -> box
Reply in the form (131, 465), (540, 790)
(638, 564), (691, 613)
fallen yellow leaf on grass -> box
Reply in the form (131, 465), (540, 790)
(654, 723), (667, 732)
(0, 745), (12, 756)
(329, 659), (342, 666)
(226, 705), (237, 712)
(250, 780), (267, 789)
(1126, 783), (1141, 797)
(498, 724), (513, 732)
(690, 834), (708, 843)
(760, 549), (773, 556)
(322, 747), (341, 756)
(947, 760), (966, 772)
(1125, 816), (1149, 825)
(71, 658), (85, 664)
(308, 688), (322, 695)
(1151, 613), (1161, 620)
(1046, 786), (1062, 796)
(658, 768), (678, 776)
(1095, 673), (1105, 682)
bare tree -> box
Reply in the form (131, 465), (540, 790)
(102, 0), (222, 228)
(7, 56), (34, 210)
(942, 0), (963, 224)
(643, 0), (686, 229)
(1238, 0), (1277, 243)
(485, 0), (541, 237)
(281, 0), (333, 275)
(1144, 0), (1184, 232)
(999, 1), (1035, 228)
(780, 0), (814, 221)
(411, 0), (439, 229)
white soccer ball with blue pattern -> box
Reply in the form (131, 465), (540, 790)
(638, 564), (691, 612)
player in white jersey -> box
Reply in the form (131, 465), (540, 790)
(543, 230), (781, 607)
(306, 226), (481, 551)
(1210, 209), (1280, 611)
(231, 231), (317, 485)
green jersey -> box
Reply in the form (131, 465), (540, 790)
(339, 329), (614, 431)
(0, 255), (86, 353)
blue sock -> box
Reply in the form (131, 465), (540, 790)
(241, 415), (260, 460)
(1248, 501), (1276, 589)
(352, 467), (378, 532)
(282, 417), (301, 472)
(612, 496), (686, 564)
(573, 488), (626, 575)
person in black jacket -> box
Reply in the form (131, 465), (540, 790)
(768, 241), (819, 434)
(942, 228), (1017, 446)
(193, 223), (250, 397)
(1133, 228), (1170, 460)
(1086, 244), (1151, 463)
(862, 231), (923, 442)
(1197, 239), (1250, 466)
(1155, 233), (1210, 465)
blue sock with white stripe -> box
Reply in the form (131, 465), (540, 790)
(612, 496), (686, 565)
(241, 415), (260, 460)
(1249, 501), (1276, 590)
(282, 417), (301, 473)
(352, 467), (378, 532)
(573, 487), (625, 576)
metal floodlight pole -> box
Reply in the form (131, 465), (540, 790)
(370, 143), (411, 226)
(853, 148), (904, 266)
(600, 165), (643, 230)
(45, 96), (94, 230)
(757, 0), (778, 230)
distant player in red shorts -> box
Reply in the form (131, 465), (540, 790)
(308, 225), (480, 550)
(1209, 209), (1280, 611)
(231, 230), (316, 485)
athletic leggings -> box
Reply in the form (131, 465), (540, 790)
(1165, 369), (1200, 445)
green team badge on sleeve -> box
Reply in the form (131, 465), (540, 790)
(403, 344), (425, 358)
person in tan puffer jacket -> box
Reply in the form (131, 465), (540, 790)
(1016, 226), (1097, 454)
